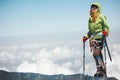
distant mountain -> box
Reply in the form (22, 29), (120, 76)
(0, 70), (118, 80)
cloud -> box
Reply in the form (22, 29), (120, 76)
(0, 41), (120, 79)
(16, 61), (37, 72)
(35, 58), (74, 75)
(0, 66), (10, 72)
(16, 57), (74, 75)
(106, 44), (120, 79)
(0, 49), (15, 61)
(0, 42), (79, 74)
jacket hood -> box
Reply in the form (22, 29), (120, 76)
(91, 2), (101, 13)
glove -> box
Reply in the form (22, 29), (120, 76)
(83, 36), (88, 42)
(102, 30), (108, 36)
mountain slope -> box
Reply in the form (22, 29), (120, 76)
(0, 70), (118, 80)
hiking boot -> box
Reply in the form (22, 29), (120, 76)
(94, 71), (107, 77)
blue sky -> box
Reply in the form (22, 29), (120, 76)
(0, 0), (120, 36)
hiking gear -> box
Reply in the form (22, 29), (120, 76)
(91, 5), (98, 11)
(91, 3), (101, 13)
(87, 14), (109, 39)
(85, 2), (110, 78)
(89, 36), (103, 53)
(83, 41), (86, 80)
(102, 30), (108, 36)
(83, 41), (85, 75)
(83, 36), (88, 42)
(91, 5), (98, 10)
(94, 71), (107, 77)
(103, 37), (107, 78)
(88, 3), (109, 39)
(90, 38), (107, 77)
(103, 37), (112, 61)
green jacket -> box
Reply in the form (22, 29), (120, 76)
(87, 3), (109, 39)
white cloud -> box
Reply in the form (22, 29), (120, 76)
(0, 66), (10, 72)
(10, 43), (78, 75)
(16, 61), (37, 72)
(16, 58), (74, 75)
(50, 46), (72, 60)
(106, 44), (120, 79)
(0, 50), (15, 61)
(37, 58), (74, 75)
(0, 42), (120, 79)
(61, 62), (72, 69)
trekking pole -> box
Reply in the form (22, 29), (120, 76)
(83, 41), (85, 80)
(103, 41), (107, 76)
(103, 41), (107, 65)
(104, 37), (112, 62)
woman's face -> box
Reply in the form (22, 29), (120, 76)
(90, 5), (98, 17)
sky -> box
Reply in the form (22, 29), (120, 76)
(0, 0), (120, 80)
(0, 0), (120, 36)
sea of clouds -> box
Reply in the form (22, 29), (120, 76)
(0, 33), (120, 79)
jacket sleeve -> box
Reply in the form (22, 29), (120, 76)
(102, 15), (109, 34)
(87, 19), (92, 38)
(87, 31), (92, 38)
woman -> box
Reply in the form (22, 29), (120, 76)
(83, 2), (109, 77)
